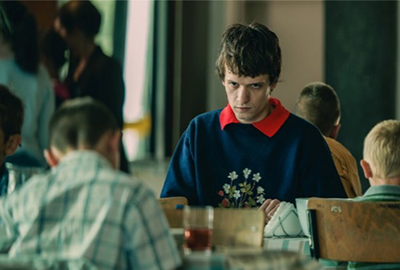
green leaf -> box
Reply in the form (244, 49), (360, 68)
(240, 188), (246, 193)
(248, 197), (256, 206)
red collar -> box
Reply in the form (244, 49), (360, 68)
(219, 98), (290, 137)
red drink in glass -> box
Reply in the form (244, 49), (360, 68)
(183, 206), (214, 254)
(184, 227), (212, 253)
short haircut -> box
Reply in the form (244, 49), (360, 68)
(0, 84), (24, 142)
(57, 0), (101, 39)
(295, 82), (341, 136)
(363, 120), (400, 179)
(49, 97), (119, 154)
(215, 22), (282, 86)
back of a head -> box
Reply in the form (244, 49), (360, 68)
(0, 84), (24, 141)
(39, 28), (67, 71)
(216, 22), (282, 86)
(295, 82), (340, 136)
(49, 97), (119, 154)
(0, 0), (38, 74)
(57, 0), (101, 39)
(363, 120), (400, 179)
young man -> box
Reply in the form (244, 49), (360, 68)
(0, 85), (24, 195)
(347, 119), (400, 269)
(295, 82), (362, 198)
(161, 22), (347, 222)
(0, 98), (181, 270)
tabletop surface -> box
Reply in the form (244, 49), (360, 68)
(172, 229), (347, 270)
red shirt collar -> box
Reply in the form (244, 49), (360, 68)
(219, 98), (290, 137)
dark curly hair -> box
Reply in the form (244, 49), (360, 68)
(57, 0), (101, 39)
(216, 22), (282, 86)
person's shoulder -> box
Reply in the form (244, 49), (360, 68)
(38, 64), (51, 77)
(97, 167), (157, 200)
(92, 46), (121, 68)
(0, 57), (14, 66)
(37, 65), (53, 86)
(195, 109), (222, 120)
(6, 169), (52, 202)
(0, 58), (18, 74)
(324, 136), (354, 156)
(285, 113), (322, 134)
(101, 168), (143, 187)
(187, 109), (223, 127)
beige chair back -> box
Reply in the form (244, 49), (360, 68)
(159, 197), (188, 228)
(307, 197), (400, 262)
(159, 196), (188, 208)
(213, 208), (265, 248)
(159, 200), (265, 247)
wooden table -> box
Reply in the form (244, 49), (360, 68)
(172, 230), (346, 270)
(182, 249), (322, 270)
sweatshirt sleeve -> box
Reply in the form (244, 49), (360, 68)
(161, 125), (198, 204)
(298, 126), (348, 199)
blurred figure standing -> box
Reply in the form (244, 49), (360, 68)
(54, 0), (129, 173)
(39, 28), (69, 107)
(0, 0), (55, 168)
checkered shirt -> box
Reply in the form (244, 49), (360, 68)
(0, 151), (181, 270)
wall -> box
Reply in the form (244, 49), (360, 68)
(325, 1), (397, 192)
(170, 1), (227, 150)
(398, 1), (400, 121)
(22, 1), (57, 30)
(265, 1), (324, 112)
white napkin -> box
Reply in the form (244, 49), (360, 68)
(264, 201), (304, 237)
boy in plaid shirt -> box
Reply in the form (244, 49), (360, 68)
(0, 98), (181, 270)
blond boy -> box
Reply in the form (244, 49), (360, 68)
(349, 119), (400, 269)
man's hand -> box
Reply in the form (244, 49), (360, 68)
(259, 199), (281, 224)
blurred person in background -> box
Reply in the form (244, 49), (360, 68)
(295, 82), (362, 198)
(0, 85), (24, 196)
(0, 0), (54, 168)
(54, 0), (129, 173)
(39, 28), (69, 107)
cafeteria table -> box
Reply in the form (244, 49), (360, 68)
(172, 229), (347, 270)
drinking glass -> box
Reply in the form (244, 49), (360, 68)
(183, 206), (214, 255)
(6, 163), (44, 194)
